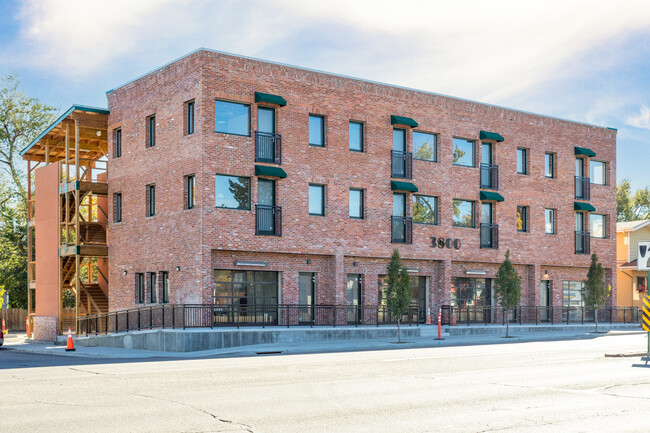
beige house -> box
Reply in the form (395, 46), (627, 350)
(617, 220), (650, 308)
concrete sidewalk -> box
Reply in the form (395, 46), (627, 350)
(1, 323), (643, 359)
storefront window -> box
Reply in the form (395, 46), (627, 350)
(213, 270), (278, 324)
(451, 277), (492, 323)
(562, 280), (594, 321)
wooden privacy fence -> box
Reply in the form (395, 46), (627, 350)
(1, 308), (28, 331)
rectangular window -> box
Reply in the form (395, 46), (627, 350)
(413, 195), (438, 225)
(346, 274), (362, 306)
(146, 115), (156, 147)
(413, 131), (437, 162)
(146, 184), (156, 217)
(213, 270), (279, 309)
(590, 214), (606, 238)
(517, 148), (527, 174)
(562, 280), (593, 321)
(517, 205), (528, 232)
(136, 273), (145, 304)
(161, 271), (169, 304)
(349, 121), (364, 152)
(309, 184), (325, 216)
(214, 174), (250, 210)
(545, 208), (555, 234)
(452, 138), (475, 167)
(113, 128), (122, 158)
(114, 192), (122, 223)
(185, 100), (195, 135)
(349, 188), (364, 219)
(590, 161), (606, 185)
(393, 128), (406, 151)
(545, 152), (554, 178)
(148, 272), (157, 304)
(184, 174), (195, 209)
(309, 114), (325, 146)
(214, 100), (250, 136)
(453, 199), (475, 228)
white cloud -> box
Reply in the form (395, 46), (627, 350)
(626, 105), (650, 130)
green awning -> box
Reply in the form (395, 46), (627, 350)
(391, 181), (418, 192)
(574, 147), (596, 157)
(479, 191), (504, 202)
(574, 202), (595, 212)
(479, 130), (504, 142)
(390, 115), (418, 128)
(254, 92), (287, 107)
(255, 165), (287, 178)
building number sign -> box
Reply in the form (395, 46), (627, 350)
(431, 237), (461, 249)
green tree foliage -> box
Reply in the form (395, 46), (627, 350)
(494, 250), (521, 338)
(412, 196), (436, 224)
(581, 254), (611, 333)
(0, 187), (27, 308)
(617, 179), (650, 222)
(385, 249), (412, 343)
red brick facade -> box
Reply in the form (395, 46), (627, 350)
(105, 49), (617, 316)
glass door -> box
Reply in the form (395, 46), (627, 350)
(258, 107), (275, 134)
(257, 179), (276, 234)
(540, 280), (550, 322)
(299, 272), (315, 324)
(257, 107), (276, 162)
(346, 274), (362, 324)
(480, 202), (494, 248)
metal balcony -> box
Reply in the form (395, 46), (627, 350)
(575, 231), (590, 254)
(255, 131), (282, 164)
(480, 223), (499, 249)
(391, 216), (412, 244)
(480, 163), (499, 190)
(391, 150), (413, 179)
(255, 205), (282, 236)
(575, 176), (590, 200)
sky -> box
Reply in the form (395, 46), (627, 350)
(1, 0), (649, 191)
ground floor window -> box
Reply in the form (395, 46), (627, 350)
(451, 277), (493, 323)
(562, 280), (593, 321)
(378, 275), (426, 323)
(213, 270), (278, 324)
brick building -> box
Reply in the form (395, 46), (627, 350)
(23, 49), (618, 338)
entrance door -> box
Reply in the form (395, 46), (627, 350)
(346, 274), (362, 324)
(540, 280), (551, 322)
(299, 272), (315, 324)
(257, 179), (276, 234)
(480, 142), (493, 188)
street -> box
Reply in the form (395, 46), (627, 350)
(1, 331), (649, 432)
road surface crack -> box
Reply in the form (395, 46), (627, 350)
(68, 367), (110, 375)
(131, 392), (255, 432)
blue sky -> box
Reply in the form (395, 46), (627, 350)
(1, 0), (649, 191)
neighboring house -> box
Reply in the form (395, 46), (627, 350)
(616, 219), (650, 308)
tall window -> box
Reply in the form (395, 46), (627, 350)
(215, 100), (250, 136)
(136, 273), (145, 304)
(517, 205), (528, 232)
(453, 199), (474, 227)
(590, 161), (606, 185)
(590, 214), (606, 238)
(146, 115), (156, 147)
(413, 195), (438, 225)
(349, 188), (364, 219)
(393, 128), (406, 151)
(309, 115), (325, 146)
(146, 184), (156, 217)
(545, 152), (554, 178)
(349, 121), (364, 152)
(113, 128), (122, 158)
(453, 138), (474, 167)
(185, 100), (195, 135)
(545, 208), (555, 234)
(184, 174), (195, 209)
(148, 272), (157, 303)
(309, 184), (325, 216)
(517, 148), (527, 174)
(562, 280), (593, 321)
(214, 175), (250, 210)
(346, 274), (362, 306)
(413, 131), (437, 162)
(160, 271), (169, 303)
(114, 192), (122, 223)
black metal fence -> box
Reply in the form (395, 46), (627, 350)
(391, 150), (413, 179)
(575, 175), (590, 200)
(391, 216), (413, 244)
(255, 131), (282, 164)
(575, 230), (591, 255)
(480, 223), (499, 249)
(255, 205), (282, 236)
(480, 163), (499, 190)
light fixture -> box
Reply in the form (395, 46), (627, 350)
(543, 270), (550, 280)
(123, 270), (128, 276)
(96, 130), (101, 137)
(353, 261), (358, 266)
(176, 266), (181, 271)
(235, 260), (268, 267)
(407, 268), (419, 273)
(465, 270), (488, 276)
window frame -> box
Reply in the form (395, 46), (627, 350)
(309, 114), (325, 147)
(412, 131), (438, 162)
(590, 160), (607, 185)
(184, 174), (196, 210)
(309, 184), (325, 216)
(544, 208), (555, 235)
(517, 148), (528, 175)
(452, 137), (475, 167)
(146, 184), (156, 217)
(452, 199), (475, 228)
(545, 152), (555, 178)
(185, 100), (195, 136)
(214, 99), (251, 137)
(160, 271), (169, 304)
(349, 188), (364, 219)
(148, 271), (157, 304)
(517, 205), (529, 232)
(113, 128), (122, 158)
(114, 192), (122, 223)
(136, 273), (145, 304)
(214, 174), (251, 210)
(412, 194), (438, 225)
(146, 115), (156, 148)
(590, 213), (607, 239)
(348, 121), (364, 152)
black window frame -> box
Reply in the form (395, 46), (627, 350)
(136, 273), (145, 304)
(146, 184), (156, 217)
(545, 208), (555, 235)
(185, 100), (195, 135)
(185, 174), (195, 210)
(309, 184), (325, 216)
(517, 205), (529, 232)
(452, 137), (475, 167)
(517, 148), (528, 175)
(113, 128), (122, 158)
(214, 174), (251, 210)
(148, 271), (157, 304)
(590, 160), (607, 186)
(452, 199), (475, 228)
(349, 188), (364, 219)
(114, 192), (122, 223)
(589, 213), (607, 239)
(160, 271), (169, 304)
(545, 152), (555, 178)
(214, 99), (251, 136)
(309, 114), (325, 147)
(412, 194), (438, 225)
(349, 121), (364, 152)
(146, 115), (156, 148)
(413, 131), (438, 162)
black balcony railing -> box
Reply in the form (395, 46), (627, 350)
(480, 223), (499, 249)
(255, 204), (282, 236)
(575, 230), (590, 254)
(391, 150), (413, 179)
(255, 131), (282, 164)
(391, 216), (412, 244)
(575, 176), (590, 200)
(480, 163), (499, 190)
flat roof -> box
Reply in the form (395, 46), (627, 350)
(107, 47), (615, 131)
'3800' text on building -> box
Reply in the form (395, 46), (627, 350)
(22, 49), (618, 340)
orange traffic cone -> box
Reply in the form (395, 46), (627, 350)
(65, 327), (75, 352)
(2, 318), (5, 334)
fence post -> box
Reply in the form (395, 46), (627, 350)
(182, 305), (186, 330)
(210, 304), (214, 329)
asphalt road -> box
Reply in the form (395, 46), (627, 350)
(1, 332), (649, 432)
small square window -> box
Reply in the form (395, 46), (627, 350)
(590, 214), (606, 238)
(413, 195), (438, 225)
(349, 121), (364, 152)
(413, 132), (437, 162)
(215, 100), (250, 136)
(453, 199), (474, 227)
(309, 184), (325, 215)
(349, 188), (364, 219)
(590, 161), (606, 185)
(453, 138), (475, 167)
(517, 205), (528, 232)
(215, 174), (250, 210)
(517, 148), (527, 174)
(309, 115), (325, 146)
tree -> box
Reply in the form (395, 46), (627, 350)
(385, 249), (412, 343)
(581, 254), (611, 333)
(494, 250), (521, 338)
(617, 179), (650, 222)
(0, 185), (27, 308)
